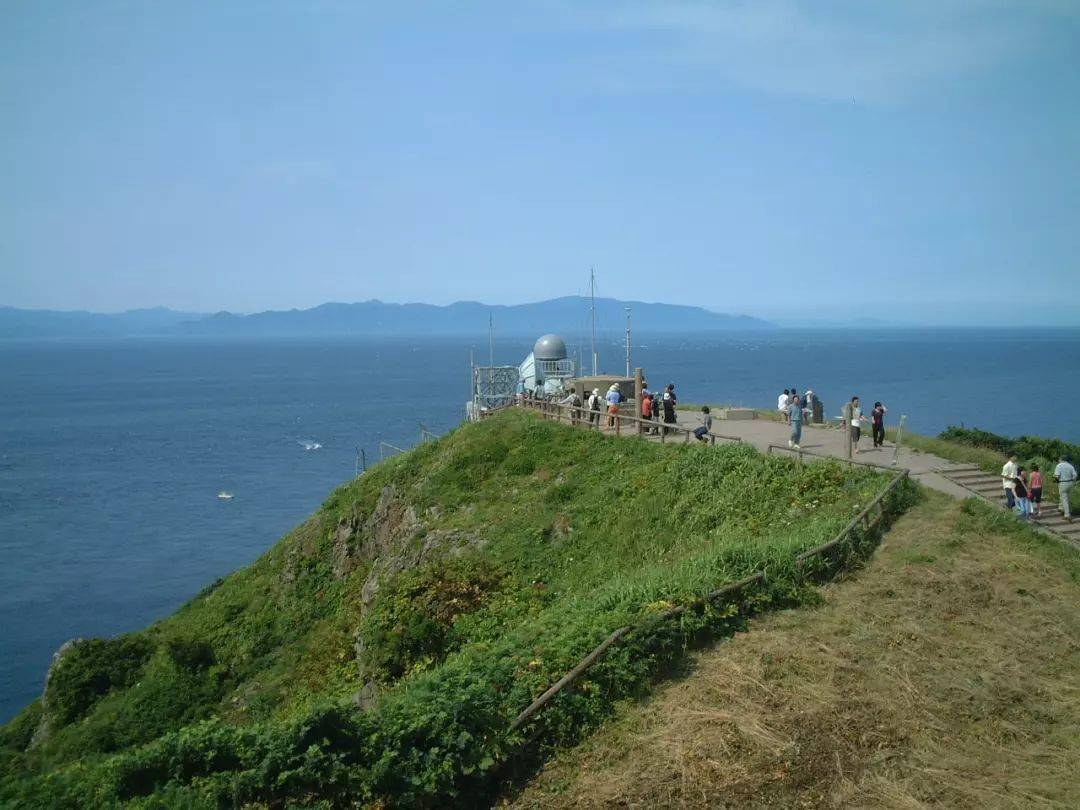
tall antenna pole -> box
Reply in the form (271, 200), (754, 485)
(488, 313), (494, 393)
(625, 305), (632, 378)
(590, 266), (598, 375)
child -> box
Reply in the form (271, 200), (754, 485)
(1029, 464), (1043, 517)
(1014, 467), (1031, 520)
(693, 406), (712, 442)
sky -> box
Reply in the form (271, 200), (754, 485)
(2, 1), (1079, 325)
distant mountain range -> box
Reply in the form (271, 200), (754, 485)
(0, 298), (775, 338)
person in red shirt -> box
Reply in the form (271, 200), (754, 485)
(1029, 465), (1044, 517)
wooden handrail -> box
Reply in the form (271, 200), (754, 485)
(518, 398), (742, 444)
(767, 443), (909, 474)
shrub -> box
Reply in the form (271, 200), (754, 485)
(44, 636), (154, 727)
(360, 556), (504, 679)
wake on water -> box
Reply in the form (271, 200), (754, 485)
(298, 440), (322, 451)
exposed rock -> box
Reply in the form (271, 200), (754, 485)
(353, 680), (380, 711)
(359, 529), (487, 610)
(30, 638), (83, 749)
(359, 486), (422, 563)
(331, 521), (356, 580)
(281, 546), (300, 585)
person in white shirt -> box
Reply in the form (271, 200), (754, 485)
(1000, 455), (1019, 509)
(849, 396), (869, 454)
(778, 389), (790, 418)
(1054, 456), (1077, 521)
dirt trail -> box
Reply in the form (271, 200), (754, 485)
(505, 493), (1080, 809)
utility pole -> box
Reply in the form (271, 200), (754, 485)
(590, 267), (598, 375)
(488, 313), (494, 394)
(624, 305), (632, 378)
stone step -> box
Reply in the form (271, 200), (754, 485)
(1037, 516), (1078, 529)
(945, 464), (984, 473)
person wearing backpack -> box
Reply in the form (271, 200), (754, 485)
(559, 387), (581, 425)
(587, 388), (602, 428)
(662, 383), (677, 435)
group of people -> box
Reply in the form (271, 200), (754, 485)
(1001, 454), (1076, 522)
(640, 383), (679, 435)
(556, 381), (680, 433)
(776, 388), (886, 455)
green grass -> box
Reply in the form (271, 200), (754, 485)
(1, 410), (913, 808)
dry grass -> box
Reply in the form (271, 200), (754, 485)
(504, 493), (1080, 809)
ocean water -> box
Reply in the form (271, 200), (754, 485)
(2, 329), (1078, 722)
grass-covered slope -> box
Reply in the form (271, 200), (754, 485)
(508, 494), (1080, 809)
(1, 410), (911, 807)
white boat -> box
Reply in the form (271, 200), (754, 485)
(217, 491), (234, 500)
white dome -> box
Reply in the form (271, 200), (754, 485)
(533, 334), (568, 360)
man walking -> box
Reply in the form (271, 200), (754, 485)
(787, 394), (803, 450)
(1001, 454), (1019, 510)
(1054, 455), (1077, 522)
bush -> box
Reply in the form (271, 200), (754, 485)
(360, 556), (504, 679)
(939, 426), (1079, 465)
(44, 636), (154, 727)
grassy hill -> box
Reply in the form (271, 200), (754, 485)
(0, 410), (911, 807)
(507, 493), (1080, 808)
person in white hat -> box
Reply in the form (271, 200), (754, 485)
(587, 388), (602, 427)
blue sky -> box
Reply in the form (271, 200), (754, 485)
(2, 1), (1078, 324)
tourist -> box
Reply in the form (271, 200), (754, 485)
(1013, 467), (1031, 520)
(778, 389), (790, 423)
(559, 387), (581, 425)
(871, 401), (888, 448)
(1029, 465), (1044, 517)
(1000, 454), (1019, 509)
(803, 389), (815, 422)
(1054, 455), (1077, 522)
(587, 388), (602, 427)
(662, 383), (677, 434)
(641, 389), (657, 434)
(693, 406), (712, 442)
(849, 396), (869, 454)
(605, 383), (622, 427)
(787, 394), (803, 450)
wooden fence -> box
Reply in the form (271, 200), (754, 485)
(518, 397), (743, 445)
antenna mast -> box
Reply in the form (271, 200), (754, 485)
(590, 267), (598, 375)
(625, 305), (632, 378)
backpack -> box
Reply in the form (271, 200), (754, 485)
(589, 394), (600, 411)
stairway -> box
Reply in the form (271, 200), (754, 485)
(942, 465), (1080, 547)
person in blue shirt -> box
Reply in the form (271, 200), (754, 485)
(693, 406), (712, 442)
(605, 384), (622, 427)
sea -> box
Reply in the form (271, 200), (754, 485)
(2, 328), (1079, 722)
